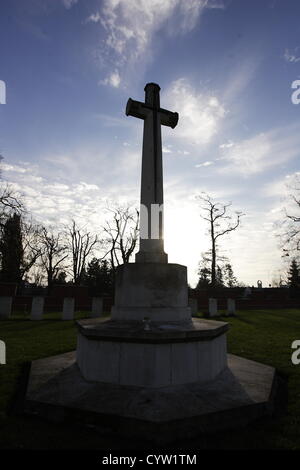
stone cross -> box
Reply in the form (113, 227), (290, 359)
(126, 83), (178, 263)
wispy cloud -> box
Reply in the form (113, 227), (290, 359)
(89, 0), (225, 87)
(99, 70), (121, 88)
(195, 161), (214, 167)
(283, 48), (300, 63)
(163, 78), (226, 144)
(223, 57), (261, 103)
(62, 0), (78, 9)
(218, 123), (300, 176)
(219, 141), (234, 149)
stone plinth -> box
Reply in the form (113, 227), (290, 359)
(76, 318), (228, 387)
(30, 296), (44, 321)
(111, 262), (191, 322)
(24, 351), (279, 445)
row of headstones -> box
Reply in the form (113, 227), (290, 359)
(208, 298), (236, 317)
(188, 298), (236, 317)
(0, 296), (104, 320)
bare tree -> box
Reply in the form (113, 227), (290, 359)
(280, 175), (300, 258)
(102, 205), (139, 273)
(68, 220), (98, 285)
(39, 227), (68, 289)
(0, 157), (24, 221)
(30, 265), (46, 287)
(20, 218), (43, 280)
(198, 193), (244, 287)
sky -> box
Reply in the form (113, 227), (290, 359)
(0, 0), (300, 287)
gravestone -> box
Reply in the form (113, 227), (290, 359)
(188, 298), (198, 316)
(0, 340), (5, 364)
(30, 296), (44, 321)
(209, 298), (218, 317)
(227, 298), (236, 316)
(62, 297), (74, 320)
(0, 296), (12, 319)
(91, 297), (103, 318)
(243, 286), (252, 298)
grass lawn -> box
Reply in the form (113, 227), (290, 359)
(0, 309), (299, 449)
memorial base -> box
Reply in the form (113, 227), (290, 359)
(24, 350), (278, 445)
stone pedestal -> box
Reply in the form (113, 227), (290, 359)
(111, 263), (191, 322)
(76, 318), (228, 387)
(24, 351), (279, 444)
(76, 263), (228, 388)
(62, 297), (74, 321)
(30, 296), (44, 321)
(0, 296), (12, 319)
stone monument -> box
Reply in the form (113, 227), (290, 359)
(24, 83), (279, 445)
(77, 83), (227, 387)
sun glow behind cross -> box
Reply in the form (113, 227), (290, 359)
(164, 204), (206, 287)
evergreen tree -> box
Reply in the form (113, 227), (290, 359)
(215, 265), (224, 287)
(83, 258), (113, 295)
(55, 271), (67, 284)
(0, 213), (23, 282)
(196, 266), (211, 288)
(223, 263), (238, 287)
(287, 259), (300, 288)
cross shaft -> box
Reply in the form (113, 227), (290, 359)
(126, 83), (178, 263)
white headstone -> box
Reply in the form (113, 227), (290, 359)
(91, 297), (103, 318)
(188, 298), (198, 316)
(0, 296), (12, 319)
(208, 298), (217, 317)
(227, 298), (236, 316)
(243, 287), (251, 298)
(62, 297), (74, 320)
(30, 296), (44, 320)
(0, 340), (6, 364)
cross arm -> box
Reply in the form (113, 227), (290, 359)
(159, 108), (179, 129)
(126, 98), (147, 120)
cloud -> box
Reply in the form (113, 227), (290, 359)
(89, 0), (225, 86)
(99, 70), (121, 88)
(62, 0), (78, 9)
(86, 12), (101, 23)
(223, 57), (261, 103)
(195, 161), (214, 167)
(219, 141), (234, 149)
(1, 163), (29, 174)
(283, 48), (300, 63)
(163, 78), (226, 144)
(218, 123), (300, 176)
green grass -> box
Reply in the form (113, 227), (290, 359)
(0, 309), (300, 449)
